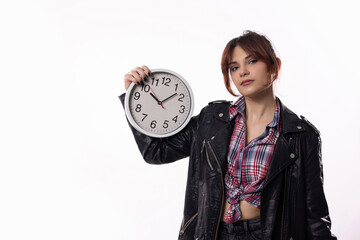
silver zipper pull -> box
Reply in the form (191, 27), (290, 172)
(201, 139), (206, 153)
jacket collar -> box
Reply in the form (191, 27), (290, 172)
(213, 96), (306, 135)
(210, 97), (306, 186)
(277, 98), (306, 135)
(265, 98), (306, 187)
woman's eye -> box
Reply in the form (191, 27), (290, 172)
(249, 59), (258, 64)
(230, 66), (239, 71)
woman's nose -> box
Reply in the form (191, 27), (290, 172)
(240, 68), (249, 77)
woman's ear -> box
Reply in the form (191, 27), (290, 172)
(266, 71), (274, 84)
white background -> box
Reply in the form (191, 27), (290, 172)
(0, 0), (359, 239)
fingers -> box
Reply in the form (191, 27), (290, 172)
(142, 65), (151, 76)
(124, 65), (151, 90)
(132, 66), (151, 83)
(124, 73), (137, 90)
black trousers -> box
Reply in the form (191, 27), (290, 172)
(217, 217), (262, 240)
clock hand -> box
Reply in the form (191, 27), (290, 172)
(160, 93), (178, 105)
(150, 92), (161, 104)
(149, 87), (164, 109)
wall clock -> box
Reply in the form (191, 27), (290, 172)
(124, 69), (194, 138)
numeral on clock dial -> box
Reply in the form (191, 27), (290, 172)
(162, 77), (171, 86)
(163, 120), (169, 128)
(134, 92), (140, 100)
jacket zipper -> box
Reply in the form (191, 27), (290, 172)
(280, 167), (287, 240)
(280, 167), (292, 240)
(280, 136), (294, 240)
(202, 139), (214, 171)
(207, 140), (224, 240)
(201, 139), (206, 153)
(180, 212), (198, 235)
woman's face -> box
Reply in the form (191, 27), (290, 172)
(229, 46), (272, 98)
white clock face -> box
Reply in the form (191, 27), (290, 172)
(125, 69), (194, 138)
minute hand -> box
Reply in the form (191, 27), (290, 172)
(160, 93), (178, 105)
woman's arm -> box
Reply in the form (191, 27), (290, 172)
(119, 93), (198, 164)
(304, 133), (337, 239)
(120, 65), (199, 164)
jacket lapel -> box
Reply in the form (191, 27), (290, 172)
(209, 98), (307, 187)
(263, 98), (306, 187)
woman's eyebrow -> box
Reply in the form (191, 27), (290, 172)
(229, 55), (253, 65)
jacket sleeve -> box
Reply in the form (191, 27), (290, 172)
(304, 133), (337, 239)
(119, 93), (199, 164)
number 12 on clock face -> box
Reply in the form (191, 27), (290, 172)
(124, 69), (195, 138)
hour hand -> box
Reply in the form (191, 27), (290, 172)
(149, 92), (165, 109)
(150, 92), (160, 104)
(160, 93), (178, 105)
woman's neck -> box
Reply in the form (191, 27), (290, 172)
(243, 88), (277, 123)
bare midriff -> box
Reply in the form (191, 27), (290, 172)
(221, 199), (260, 221)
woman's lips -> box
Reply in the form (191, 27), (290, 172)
(241, 80), (254, 86)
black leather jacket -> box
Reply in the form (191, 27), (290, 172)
(120, 93), (336, 240)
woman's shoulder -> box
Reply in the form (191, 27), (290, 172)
(192, 100), (233, 123)
(278, 97), (321, 137)
(197, 99), (233, 116)
(207, 100), (233, 105)
(300, 115), (321, 136)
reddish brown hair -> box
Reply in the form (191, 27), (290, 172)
(221, 30), (282, 96)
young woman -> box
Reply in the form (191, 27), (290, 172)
(120, 30), (337, 240)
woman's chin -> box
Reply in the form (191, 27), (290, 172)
(238, 86), (273, 99)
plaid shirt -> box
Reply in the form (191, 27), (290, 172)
(223, 96), (281, 223)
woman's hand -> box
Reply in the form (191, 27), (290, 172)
(124, 65), (151, 90)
